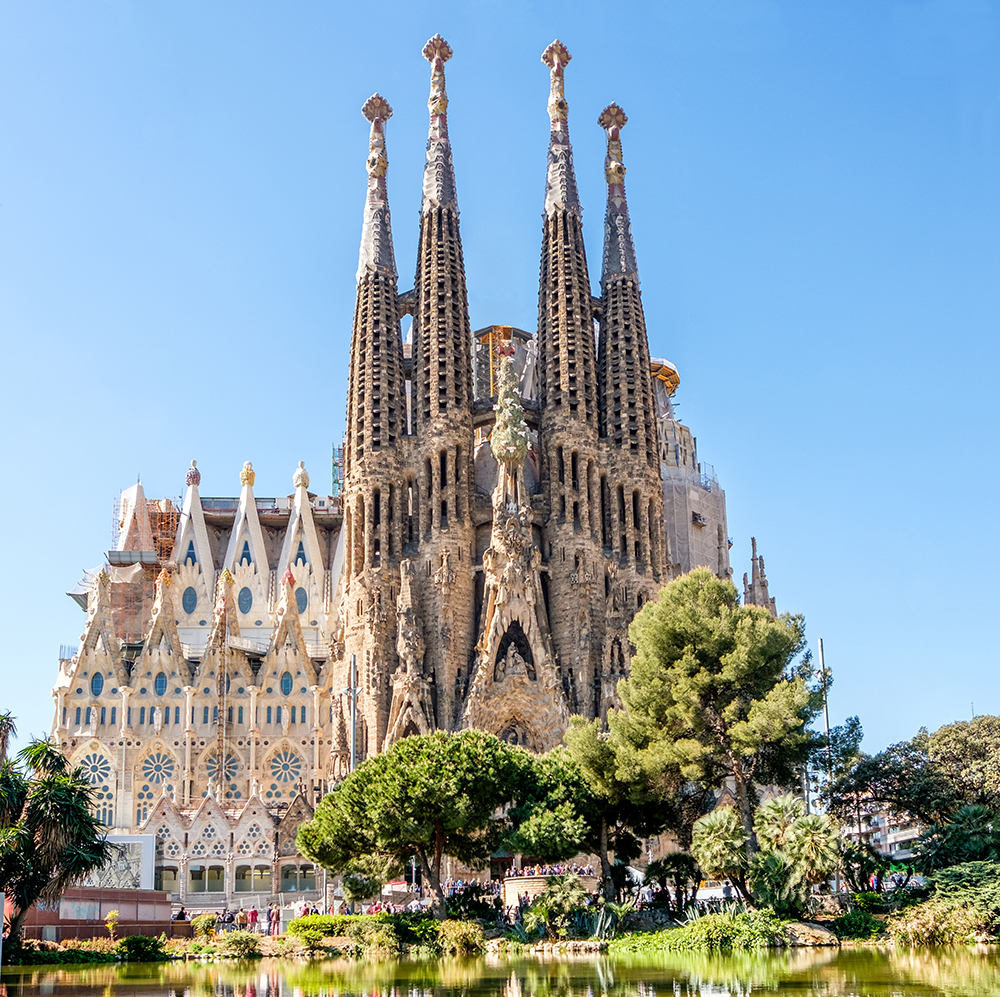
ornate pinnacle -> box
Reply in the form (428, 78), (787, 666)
(599, 102), (638, 282)
(541, 40), (580, 215)
(240, 461), (255, 487)
(421, 34), (457, 210)
(357, 93), (397, 280)
(292, 460), (309, 489)
(185, 459), (201, 487)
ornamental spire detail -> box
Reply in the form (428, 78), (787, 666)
(598, 102), (638, 283)
(422, 34), (458, 211)
(541, 39), (580, 216)
(357, 93), (397, 282)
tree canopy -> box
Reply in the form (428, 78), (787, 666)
(612, 568), (820, 852)
(0, 715), (110, 953)
(296, 729), (524, 919)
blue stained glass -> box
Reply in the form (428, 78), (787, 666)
(238, 587), (253, 613)
(154, 672), (167, 696)
(280, 671), (293, 695)
(295, 587), (308, 613)
(90, 673), (104, 696)
(182, 587), (197, 614)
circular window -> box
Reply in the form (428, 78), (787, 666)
(269, 750), (302, 783)
(280, 672), (293, 695)
(81, 753), (111, 785)
(295, 587), (308, 613)
(90, 673), (104, 697)
(142, 752), (176, 784)
(238, 587), (253, 614)
(154, 672), (167, 696)
(182, 587), (197, 614)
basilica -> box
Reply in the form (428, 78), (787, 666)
(51, 36), (775, 906)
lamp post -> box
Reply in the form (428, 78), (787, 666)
(341, 655), (359, 773)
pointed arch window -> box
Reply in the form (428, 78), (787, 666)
(185, 541), (197, 565)
(240, 541), (252, 566)
(295, 541), (307, 566)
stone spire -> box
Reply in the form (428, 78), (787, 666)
(541, 39), (580, 216)
(597, 103), (657, 470)
(345, 93), (406, 473)
(356, 94), (397, 282)
(598, 102), (638, 282)
(743, 537), (777, 616)
(422, 34), (457, 211)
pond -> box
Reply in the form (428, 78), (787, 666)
(3, 948), (1000, 997)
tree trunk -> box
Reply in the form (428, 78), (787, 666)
(415, 846), (447, 922)
(733, 768), (758, 858)
(599, 817), (614, 901)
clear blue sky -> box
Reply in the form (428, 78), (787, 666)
(1, 1), (997, 755)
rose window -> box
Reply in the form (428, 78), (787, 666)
(206, 752), (238, 784)
(211, 840), (227, 857)
(236, 840), (252, 855)
(166, 840), (181, 857)
(141, 752), (176, 784)
(256, 841), (270, 855)
(81, 753), (111, 785)
(202, 824), (216, 839)
(190, 841), (206, 857)
(269, 751), (302, 783)
(246, 823), (262, 840)
(156, 824), (171, 840)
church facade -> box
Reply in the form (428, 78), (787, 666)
(50, 37), (771, 905)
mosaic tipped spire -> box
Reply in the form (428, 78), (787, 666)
(599, 102), (639, 283)
(422, 34), (458, 211)
(357, 93), (397, 281)
(541, 39), (580, 216)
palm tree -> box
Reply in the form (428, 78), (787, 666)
(0, 712), (15, 765)
(0, 725), (110, 957)
(691, 806), (753, 902)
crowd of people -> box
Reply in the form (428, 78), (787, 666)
(503, 863), (595, 878)
(170, 901), (325, 934)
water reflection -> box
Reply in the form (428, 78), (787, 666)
(4, 948), (1000, 997)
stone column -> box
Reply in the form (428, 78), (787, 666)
(183, 686), (195, 805)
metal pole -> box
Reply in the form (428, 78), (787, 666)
(819, 637), (840, 893)
(349, 654), (357, 774)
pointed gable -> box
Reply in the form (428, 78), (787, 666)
(267, 571), (310, 662)
(144, 569), (185, 660)
(277, 463), (325, 574)
(223, 462), (270, 574)
(171, 461), (215, 570)
(117, 482), (154, 552)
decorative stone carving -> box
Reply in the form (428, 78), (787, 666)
(240, 462), (255, 487)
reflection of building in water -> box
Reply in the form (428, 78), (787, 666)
(49, 35), (779, 904)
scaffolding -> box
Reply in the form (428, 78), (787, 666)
(476, 325), (514, 398)
(331, 441), (345, 497)
(148, 498), (180, 562)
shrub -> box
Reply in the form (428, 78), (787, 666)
(190, 913), (217, 939)
(438, 919), (485, 956)
(343, 919), (401, 957)
(609, 908), (786, 953)
(220, 929), (261, 958)
(104, 909), (120, 941)
(830, 910), (883, 940)
(117, 934), (168, 961)
(850, 891), (884, 913)
(523, 874), (590, 939)
(287, 915), (337, 951)
(446, 882), (502, 921)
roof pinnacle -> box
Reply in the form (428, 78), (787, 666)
(599, 102), (638, 282)
(541, 39), (580, 215)
(422, 34), (458, 211)
(357, 93), (397, 281)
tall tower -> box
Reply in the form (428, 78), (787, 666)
(342, 93), (407, 760)
(409, 35), (477, 728)
(536, 41), (604, 715)
(595, 103), (667, 716)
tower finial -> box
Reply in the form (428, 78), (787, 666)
(421, 34), (458, 210)
(357, 93), (397, 281)
(541, 39), (580, 215)
(598, 102), (638, 282)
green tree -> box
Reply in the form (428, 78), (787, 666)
(644, 853), (700, 919)
(927, 717), (1000, 811)
(296, 730), (522, 920)
(692, 795), (839, 916)
(0, 722), (110, 959)
(617, 568), (819, 856)
(913, 804), (1000, 873)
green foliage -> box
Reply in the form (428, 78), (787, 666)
(927, 716), (1000, 811)
(190, 913), (217, 938)
(523, 873), (590, 939)
(437, 919), (485, 955)
(850, 891), (884, 913)
(343, 919), (402, 957)
(116, 934), (167, 961)
(644, 853), (700, 919)
(446, 882), (501, 920)
(888, 860), (1000, 945)
(340, 853), (403, 902)
(830, 909), (883, 939)
(296, 730), (524, 919)
(4, 945), (118, 965)
(692, 796), (839, 917)
(839, 840), (891, 894)
(0, 720), (111, 943)
(615, 569), (818, 856)
(914, 804), (1000, 873)
(219, 929), (261, 958)
(609, 907), (786, 952)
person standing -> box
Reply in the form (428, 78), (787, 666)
(248, 906), (259, 932)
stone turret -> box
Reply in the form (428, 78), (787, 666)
(743, 537), (777, 616)
(536, 41), (603, 716)
(342, 93), (407, 760)
(405, 35), (477, 730)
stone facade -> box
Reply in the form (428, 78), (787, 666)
(50, 36), (772, 903)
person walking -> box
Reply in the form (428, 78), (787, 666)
(248, 906), (259, 933)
